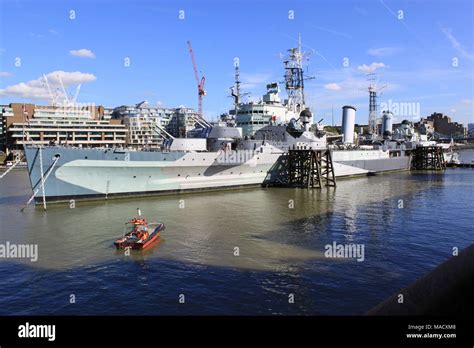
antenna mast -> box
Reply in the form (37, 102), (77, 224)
(364, 71), (385, 137)
(281, 34), (313, 115)
(231, 63), (241, 112)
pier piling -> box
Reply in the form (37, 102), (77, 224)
(263, 148), (336, 188)
(411, 146), (446, 171)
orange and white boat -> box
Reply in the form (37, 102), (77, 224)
(114, 209), (165, 250)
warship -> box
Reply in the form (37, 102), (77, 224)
(24, 39), (415, 204)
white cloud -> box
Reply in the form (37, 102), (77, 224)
(69, 49), (96, 59)
(304, 62), (473, 125)
(441, 27), (474, 62)
(28, 32), (44, 39)
(0, 71), (96, 100)
(49, 29), (59, 36)
(0, 72), (13, 77)
(357, 62), (387, 74)
(307, 76), (377, 109)
(303, 65), (401, 123)
(367, 47), (401, 57)
(437, 99), (474, 123)
(324, 83), (342, 91)
(240, 72), (272, 89)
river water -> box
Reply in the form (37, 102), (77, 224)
(0, 150), (473, 315)
(459, 148), (474, 164)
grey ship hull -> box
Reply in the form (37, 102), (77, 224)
(24, 146), (410, 204)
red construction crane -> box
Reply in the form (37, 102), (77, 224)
(187, 40), (206, 117)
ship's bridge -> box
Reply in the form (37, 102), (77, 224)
(235, 82), (295, 137)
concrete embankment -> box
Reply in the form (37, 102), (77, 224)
(368, 244), (474, 315)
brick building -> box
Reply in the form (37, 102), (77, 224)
(419, 113), (467, 137)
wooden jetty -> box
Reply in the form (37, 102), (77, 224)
(411, 146), (446, 170)
(263, 148), (336, 188)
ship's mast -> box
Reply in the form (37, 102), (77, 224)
(230, 61), (250, 114)
(368, 85), (377, 136)
(364, 72), (385, 138)
(231, 63), (241, 112)
(282, 34), (312, 115)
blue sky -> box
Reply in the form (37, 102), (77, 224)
(0, 0), (473, 125)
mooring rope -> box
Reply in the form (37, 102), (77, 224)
(39, 147), (47, 210)
(20, 153), (60, 211)
(0, 157), (24, 179)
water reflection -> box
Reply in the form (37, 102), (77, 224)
(0, 170), (465, 273)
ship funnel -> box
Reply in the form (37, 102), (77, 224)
(341, 105), (356, 144)
(382, 110), (393, 139)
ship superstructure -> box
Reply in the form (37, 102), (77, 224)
(235, 83), (293, 137)
(234, 35), (314, 137)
